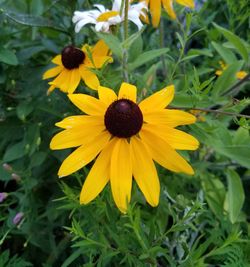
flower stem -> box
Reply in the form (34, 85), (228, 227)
(122, 0), (129, 82)
(124, 0), (129, 40)
(160, 19), (167, 79)
(170, 106), (250, 119)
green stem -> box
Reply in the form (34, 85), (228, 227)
(124, 0), (129, 40)
(160, 19), (167, 80)
(127, 211), (148, 252)
(122, 0), (129, 82)
(170, 106), (250, 119)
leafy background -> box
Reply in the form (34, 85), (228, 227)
(0, 0), (250, 266)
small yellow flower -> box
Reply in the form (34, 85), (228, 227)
(141, 0), (195, 27)
(43, 40), (112, 94)
(50, 83), (199, 213)
(216, 61), (247, 80)
(190, 109), (206, 122)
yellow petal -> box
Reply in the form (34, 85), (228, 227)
(80, 138), (116, 204)
(110, 138), (132, 213)
(98, 86), (117, 106)
(80, 66), (100, 90)
(162, 0), (176, 19)
(55, 115), (104, 129)
(236, 71), (247, 80)
(131, 136), (160, 207)
(176, 0), (195, 8)
(150, 0), (162, 27)
(143, 109), (196, 127)
(143, 124), (199, 150)
(93, 56), (113, 68)
(140, 128), (194, 174)
(52, 55), (62, 65)
(92, 40), (110, 57)
(215, 70), (223, 76)
(118, 83), (137, 102)
(43, 65), (63, 80)
(50, 124), (105, 150)
(60, 70), (72, 93)
(67, 69), (81, 94)
(58, 131), (111, 177)
(47, 84), (56, 95)
(68, 94), (107, 115)
(51, 69), (70, 93)
(139, 85), (174, 113)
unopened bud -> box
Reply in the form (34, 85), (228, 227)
(11, 173), (21, 182)
(2, 163), (13, 172)
(0, 192), (8, 203)
(13, 212), (24, 225)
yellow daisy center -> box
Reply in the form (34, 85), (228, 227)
(97, 11), (120, 22)
(61, 46), (85, 70)
(104, 99), (143, 138)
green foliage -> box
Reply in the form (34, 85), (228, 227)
(0, 0), (250, 266)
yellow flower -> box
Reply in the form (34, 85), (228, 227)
(50, 83), (199, 213)
(189, 109), (206, 122)
(215, 61), (247, 80)
(43, 40), (112, 94)
(141, 0), (195, 27)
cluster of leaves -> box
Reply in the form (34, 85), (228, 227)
(0, 0), (249, 266)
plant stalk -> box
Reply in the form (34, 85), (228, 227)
(122, 0), (129, 82)
(170, 106), (250, 119)
(160, 19), (167, 79)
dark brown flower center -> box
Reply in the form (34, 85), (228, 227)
(61, 46), (85, 69)
(104, 99), (143, 138)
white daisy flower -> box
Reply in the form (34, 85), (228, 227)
(72, 0), (147, 33)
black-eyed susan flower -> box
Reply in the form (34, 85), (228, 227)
(72, 0), (147, 33)
(141, 0), (195, 27)
(43, 40), (113, 94)
(216, 61), (247, 80)
(50, 83), (199, 213)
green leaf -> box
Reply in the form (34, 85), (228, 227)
(211, 41), (237, 64)
(3, 10), (66, 32)
(213, 23), (249, 62)
(16, 101), (34, 121)
(225, 170), (245, 224)
(30, 0), (44, 15)
(122, 27), (145, 49)
(25, 124), (41, 156)
(202, 176), (226, 218)
(233, 127), (249, 145)
(128, 35), (143, 63)
(179, 55), (199, 63)
(0, 48), (18, 65)
(61, 248), (82, 267)
(30, 151), (46, 168)
(188, 48), (213, 57)
(128, 48), (169, 71)
(3, 141), (26, 162)
(176, 32), (185, 49)
(212, 60), (244, 97)
(218, 145), (250, 169)
(96, 32), (122, 59)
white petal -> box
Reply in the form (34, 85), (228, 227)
(75, 18), (96, 33)
(128, 10), (144, 30)
(112, 0), (122, 12)
(108, 15), (122, 24)
(131, 2), (148, 13)
(103, 22), (112, 32)
(93, 4), (107, 13)
(95, 22), (107, 32)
